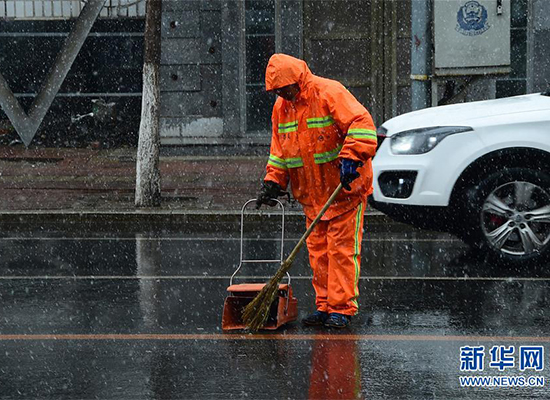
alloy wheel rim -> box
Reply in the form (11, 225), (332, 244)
(481, 181), (550, 256)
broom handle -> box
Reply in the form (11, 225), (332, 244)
(283, 183), (343, 266)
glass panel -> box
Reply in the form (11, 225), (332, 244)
(245, 0), (276, 133)
(246, 87), (276, 133)
(246, 35), (275, 85)
(245, 0), (275, 34)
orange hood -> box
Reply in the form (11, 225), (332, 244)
(265, 54), (313, 92)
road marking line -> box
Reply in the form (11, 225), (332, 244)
(1, 333), (549, 342)
(0, 237), (460, 243)
(0, 275), (548, 282)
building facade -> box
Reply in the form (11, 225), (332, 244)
(0, 0), (549, 149)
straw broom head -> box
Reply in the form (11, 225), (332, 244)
(241, 259), (292, 331)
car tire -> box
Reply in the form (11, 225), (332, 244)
(460, 167), (550, 264)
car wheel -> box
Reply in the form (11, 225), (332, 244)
(462, 168), (550, 263)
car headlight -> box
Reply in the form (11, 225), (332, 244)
(375, 126), (388, 151)
(390, 126), (473, 155)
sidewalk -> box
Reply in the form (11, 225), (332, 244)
(0, 146), (385, 223)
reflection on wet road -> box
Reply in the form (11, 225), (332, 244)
(1, 222), (549, 399)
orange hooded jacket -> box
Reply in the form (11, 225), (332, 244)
(264, 54), (377, 220)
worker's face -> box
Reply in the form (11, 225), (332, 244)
(271, 84), (300, 101)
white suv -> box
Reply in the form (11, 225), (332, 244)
(371, 92), (550, 264)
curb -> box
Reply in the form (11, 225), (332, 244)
(0, 209), (396, 233)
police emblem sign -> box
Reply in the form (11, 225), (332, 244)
(434, 0), (510, 75)
(456, 1), (491, 36)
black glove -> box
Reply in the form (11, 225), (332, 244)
(255, 181), (286, 209)
(340, 158), (363, 191)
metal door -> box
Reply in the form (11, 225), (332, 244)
(303, 0), (412, 125)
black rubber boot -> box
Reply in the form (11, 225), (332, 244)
(324, 313), (351, 328)
(302, 311), (329, 326)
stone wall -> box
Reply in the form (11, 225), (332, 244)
(160, 0), (223, 145)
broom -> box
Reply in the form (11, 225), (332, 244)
(242, 183), (343, 331)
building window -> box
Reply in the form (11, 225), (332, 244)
(245, 0), (277, 133)
(0, 0), (146, 19)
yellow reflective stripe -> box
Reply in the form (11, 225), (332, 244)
(268, 155), (287, 170)
(314, 144), (342, 164)
(278, 121), (298, 134)
(279, 121), (298, 127)
(351, 202), (363, 312)
(307, 116), (333, 123)
(279, 126), (298, 133)
(348, 128), (377, 141)
(267, 154), (303, 169)
(269, 154), (285, 163)
(307, 115), (334, 129)
(285, 157), (304, 168)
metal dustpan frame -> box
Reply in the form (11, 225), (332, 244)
(221, 199), (298, 331)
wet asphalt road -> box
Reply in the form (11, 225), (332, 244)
(0, 217), (549, 399)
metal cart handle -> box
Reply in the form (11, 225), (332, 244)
(229, 198), (291, 286)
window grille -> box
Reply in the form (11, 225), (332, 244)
(0, 0), (146, 19)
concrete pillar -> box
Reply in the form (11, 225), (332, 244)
(411, 0), (432, 110)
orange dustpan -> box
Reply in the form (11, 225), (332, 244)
(222, 199), (297, 330)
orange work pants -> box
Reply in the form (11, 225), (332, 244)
(305, 201), (366, 316)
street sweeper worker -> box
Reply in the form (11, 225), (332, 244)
(256, 54), (377, 328)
